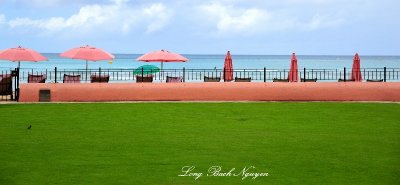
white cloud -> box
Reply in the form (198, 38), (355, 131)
(7, 0), (173, 35)
(198, 2), (345, 36)
(303, 14), (345, 31)
(143, 3), (171, 33)
(200, 3), (270, 36)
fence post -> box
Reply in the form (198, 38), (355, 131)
(11, 68), (16, 101)
(344, 67), (346, 82)
(384, 67), (386, 82)
(183, 67), (185, 82)
(223, 67), (226, 82)
(54, 67), (57, 83)
(264, 67), (266, 82)
(303, 68), (306, 82)
(336, 69), (338, 80)
(16, 67), (20, 101)
(141, 68), (144, 82)
(311, 69), (314, 79)
(283, 69), (285, 80)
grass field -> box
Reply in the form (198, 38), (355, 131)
(0, 102), (399, 184)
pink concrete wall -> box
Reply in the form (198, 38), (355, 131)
(19, 82), (400, 102)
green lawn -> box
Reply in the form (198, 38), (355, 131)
(0, 102), (399, 185)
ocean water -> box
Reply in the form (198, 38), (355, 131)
(0, 54), (399, 71)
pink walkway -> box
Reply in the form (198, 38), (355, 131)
(19, 82), (400, 102)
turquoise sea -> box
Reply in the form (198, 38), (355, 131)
(0, 54), (399, 71)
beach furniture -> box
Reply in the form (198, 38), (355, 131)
(273, 78), (289, 82)
(204, 76), (221, 82)
(288, 53), (299, 82)
(166, 76), (183, 83)
(136, 75), (153, 83)
(351, 53), (362, 82)
(60, 45), (114, 82)
(235, 77), (251, 82)
(300, 78), (317, 82)
(63, 74), (81, 83)
(137, 50), (188, 82)
(366, 79), (383, 82)
(223, 51), (233, 82)
(0, 74), (12, 97)
(90, 74), (109, 83)
(338, 79), (355, 82)
(0, 46), (47, 68)
(134, 65), (160, 76)
(28, 74), (46, 83)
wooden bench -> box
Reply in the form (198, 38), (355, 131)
(91, 74), (110, 83)
(0, 74), (12, 97)
(301, 78), (317, 82)
(366, 79), (383, 82)
(235, 77), (251, 82)
(63, 74), (81, 83)
(28, 74), (46, 83)
(166, 76), (183, 83)
(136, 76), (153, 83)
(273, 78), (289, 82)
(204, 76), (221, 82)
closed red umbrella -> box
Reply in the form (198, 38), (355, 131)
(60, 45), (114, 81)
(288, 53), (298, 82)
(351, 53), (362, 82)
(137, 49), (188, 81)
(223, 51), (233, 82)
(0, 46), (47, 68)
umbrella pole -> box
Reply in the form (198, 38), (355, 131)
(86, 60), (88, 82)
(18, 61), (20, 69)
(160, 62), (163, 82)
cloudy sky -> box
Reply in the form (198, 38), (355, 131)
(0, 0), (399, 55)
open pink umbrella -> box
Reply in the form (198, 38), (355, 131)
(288, 53), (298, 82)
(137, 49), (188, 68)
(137, 49), (188, 81)
(351, 53), (362, 82)
(60, 45), (114, 81)
(223, 51), (233, 82)
(0, 46), (47, 68)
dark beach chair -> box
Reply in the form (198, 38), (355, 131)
(91, 74), (110, 83)
(235, 77), (251, 82)
(338, 79), (355, 82)
(63, 74), (81, 83)
(301, 78), (317, 82)
(204, 76), (221, 82)
(273, 78), (289, 82)
(28, 74), (46, 83)
(366, 79), (383, 82)
(0, 74), (12, 97)
(166, 76), (183, 83)
(136, 75), (153, 83)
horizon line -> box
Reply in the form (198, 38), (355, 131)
(40, 53), (400, 57)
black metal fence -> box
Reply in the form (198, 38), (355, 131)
(1, 67), (399, 101)
(15, 67), (400, 83)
